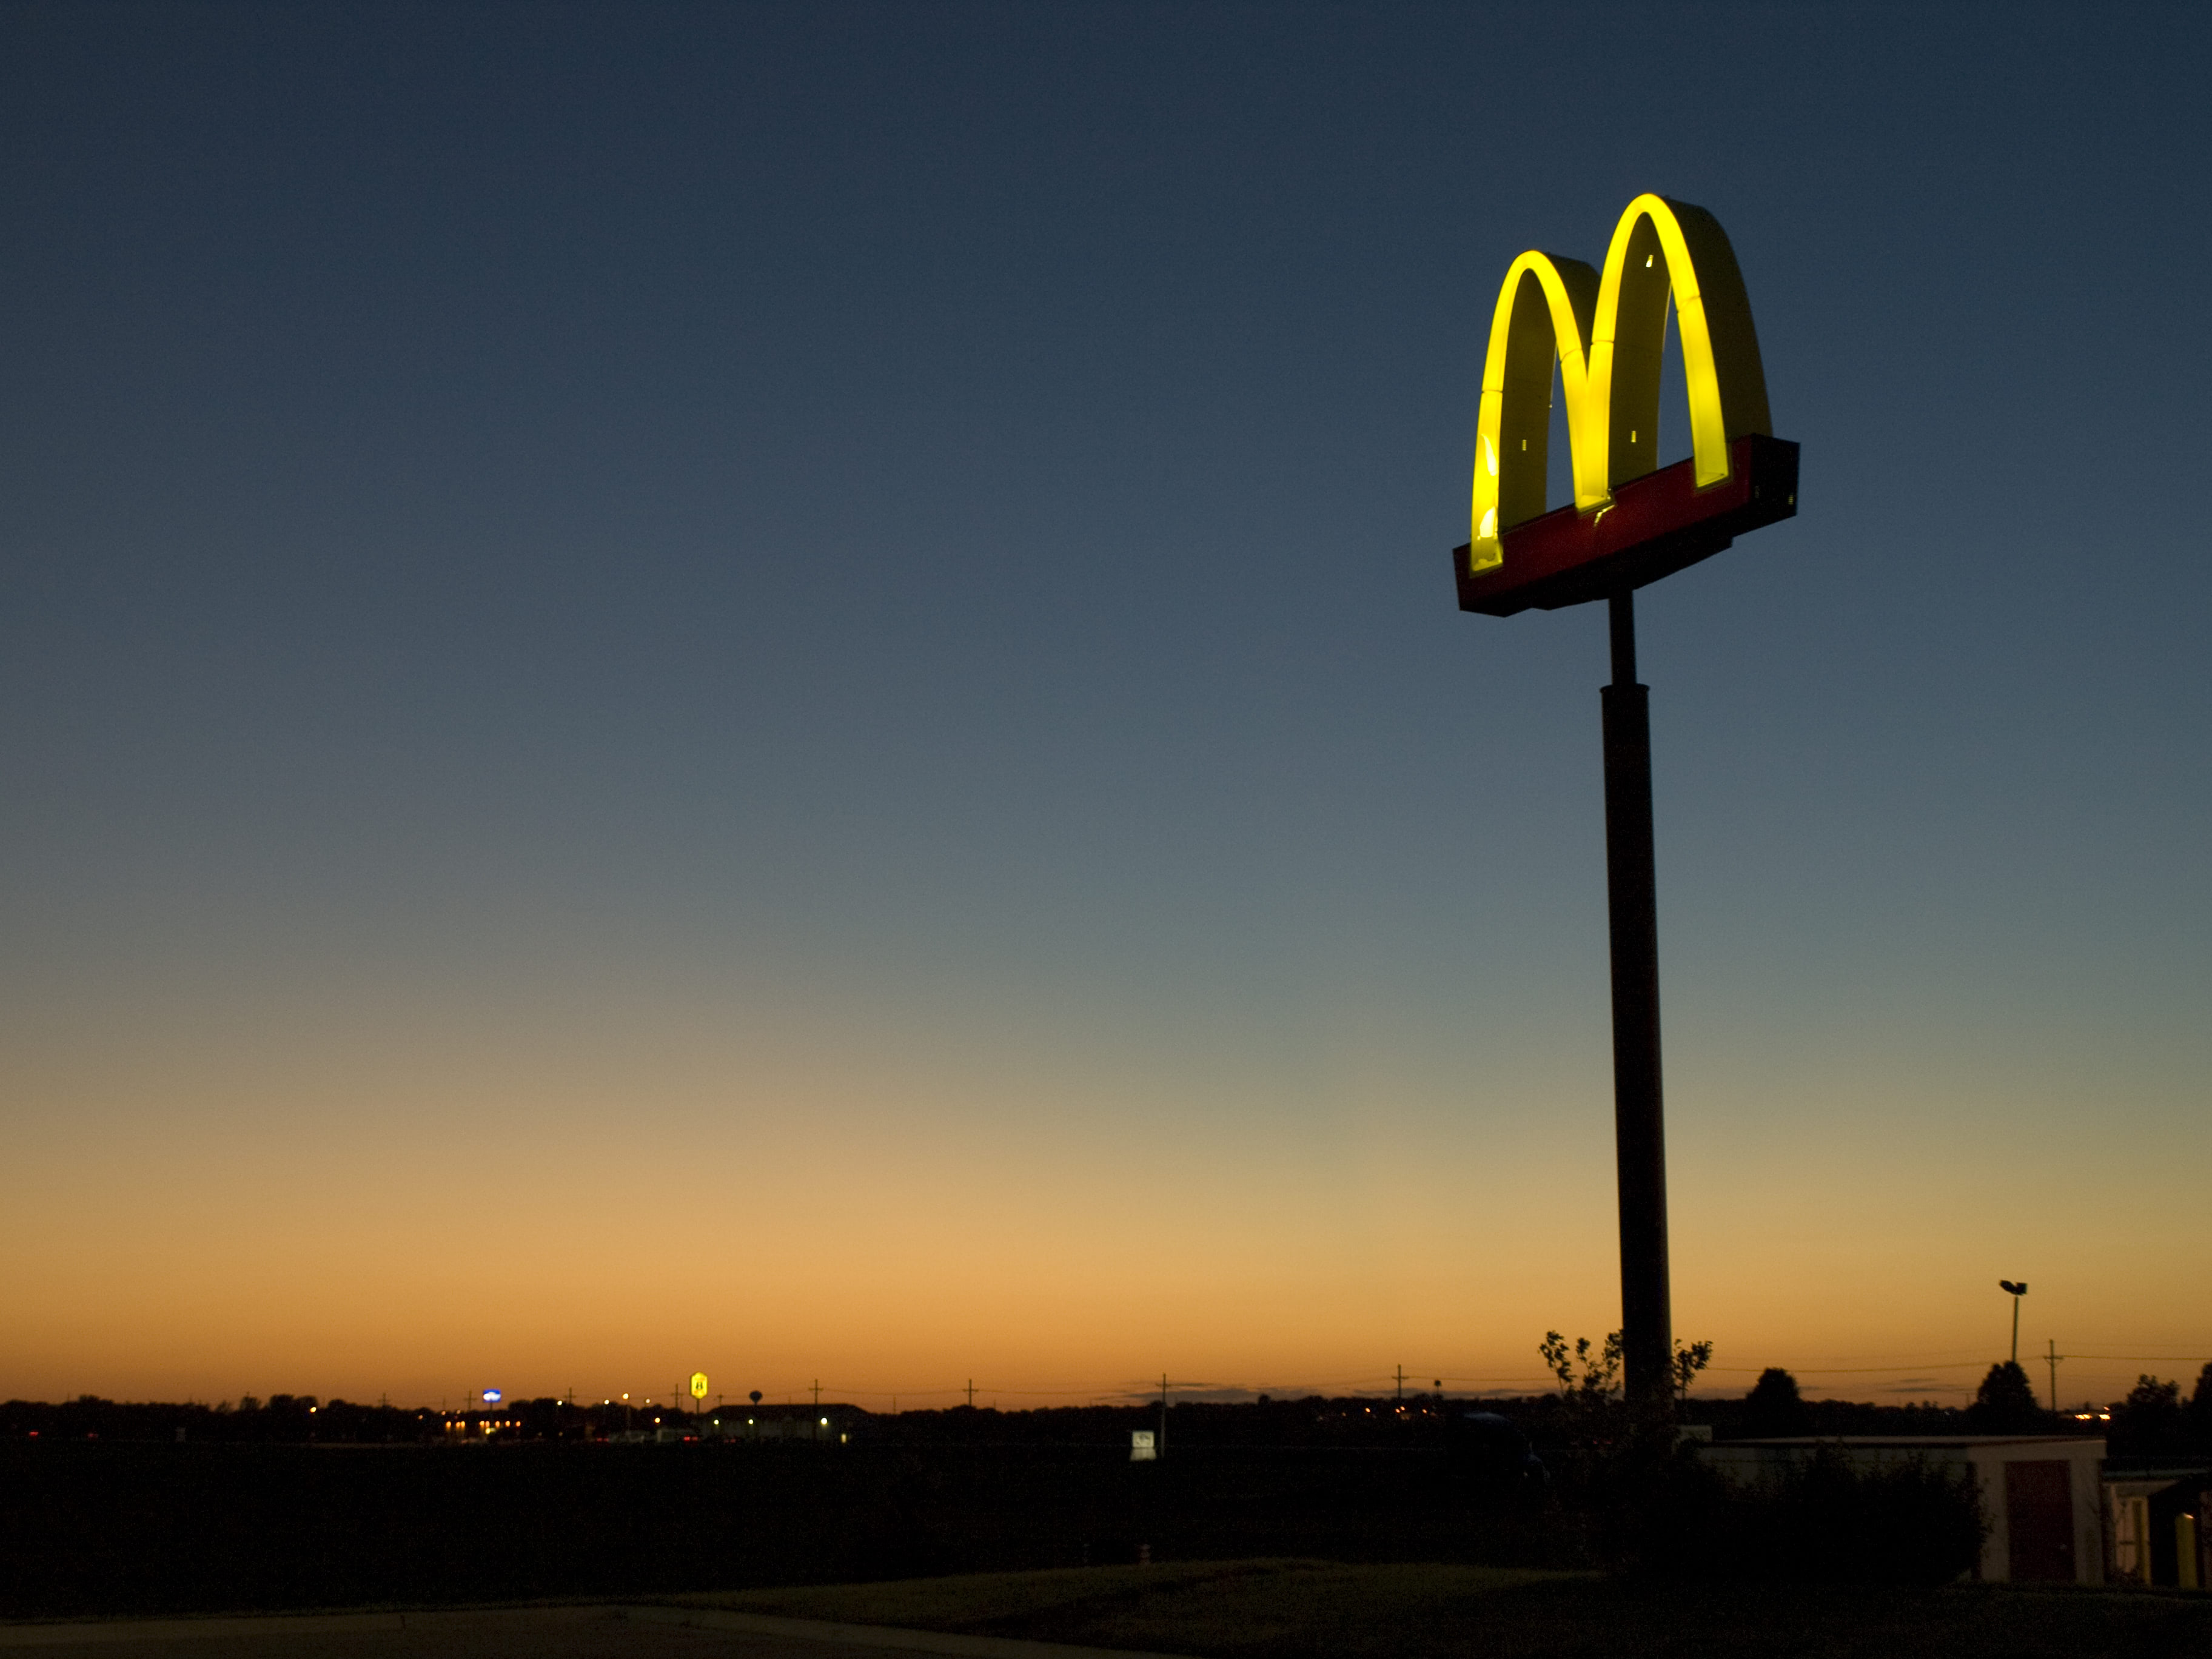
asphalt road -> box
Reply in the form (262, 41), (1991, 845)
(0, 1606), (1185, 1659)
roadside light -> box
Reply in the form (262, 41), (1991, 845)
(1998, 1281), (2028, 1366)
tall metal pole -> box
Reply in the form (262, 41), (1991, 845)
(1602, 589), (1672, 1410)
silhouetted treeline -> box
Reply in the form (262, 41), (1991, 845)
(1695, 1394), (1982, 1440)
(1694, 1360), (2212, 1460)
(14, 1382), (2194, 1449)
(0, 1394), (583, 1444)
(2099, 1365), (2212, 1461)
(0, 1392), (1917, 1447)
(879, 1396), (1468, 1447)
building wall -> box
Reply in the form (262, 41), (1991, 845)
(1963, 1439), (2104, 1586)
(1700, 1436), (2106, 1585)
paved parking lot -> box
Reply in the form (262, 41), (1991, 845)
(0, 1606), (1176, 1659)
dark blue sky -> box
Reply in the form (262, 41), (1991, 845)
(2, 4), (2206, 1403)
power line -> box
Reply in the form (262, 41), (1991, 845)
(1704, 1362), (1989, 1374)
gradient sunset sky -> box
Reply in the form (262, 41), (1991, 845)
(2, 3), (2207, 1413)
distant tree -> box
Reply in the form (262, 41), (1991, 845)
(2189, 1363), (2212, 1452)
(2113, 1373), (2188, 1456)
(1744, 1367), (1812, 1435)
(1537, 1329), (1624, 1444)
(1673, 1339), (1714, 1401)
(1540, 1330), (1622, 1399)
(1968, 1361), (2043, 1432)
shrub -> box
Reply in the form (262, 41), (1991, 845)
(1743, 1367), (1811, 1436)
(2113, 1373), (2189, 1457)
(1967, 1362), (2044, 1432)
(1623, 1446), (1985, 1585)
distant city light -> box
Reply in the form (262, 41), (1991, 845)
(481, 1389), (502, 1404)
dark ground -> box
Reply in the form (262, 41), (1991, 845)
(8, 1433), (2197, 1658)
(2, 1564), (2207, 1659)
(712, 1560), (2212, 1659)
(0, 1440), (1547, 1618)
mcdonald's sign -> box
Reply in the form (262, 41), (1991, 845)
(1454, 193), (1797, 615)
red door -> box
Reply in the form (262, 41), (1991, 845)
(2005, 1460), (2075, 1581)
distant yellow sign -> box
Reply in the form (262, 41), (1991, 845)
(689, 1372), (709, 1401)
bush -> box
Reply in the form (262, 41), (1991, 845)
(1621, 1446), (1985, 1585)
(1967, 1362), (2045, 1432)
(2113, 1373), (2190, 1457)
(1742, 1368), (1811, 1436)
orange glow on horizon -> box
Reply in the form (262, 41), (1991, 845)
(1, 965), (2199, 1413)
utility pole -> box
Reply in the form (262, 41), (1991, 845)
(965, 1378), (976, 1408)
(1159, 1373), (1169, 1459)
(1394, 1366), (1407, 1402)
(811, 1379), (821, 1409)
(2045, 1339), (2062, 1412)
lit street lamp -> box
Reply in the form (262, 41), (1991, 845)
(1999, 1280), (2028, 1366)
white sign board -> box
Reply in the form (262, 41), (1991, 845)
(1130, 1430), (1156, 1462)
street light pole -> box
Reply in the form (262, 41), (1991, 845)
(1999, 1281), (2028, 1366)
(1603, 590), (1672, 1411)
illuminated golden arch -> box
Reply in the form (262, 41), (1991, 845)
(1469, 194), (1771, 572)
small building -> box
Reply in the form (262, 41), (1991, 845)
(440, 1410), (525, 1441)
(702, 1403), (864, 1444)
(2104, 1461), (2210, 1588)
(1699, 1435), (2106, 1584)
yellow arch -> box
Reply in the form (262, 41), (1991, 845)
(1469, 194), (1771, 574)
